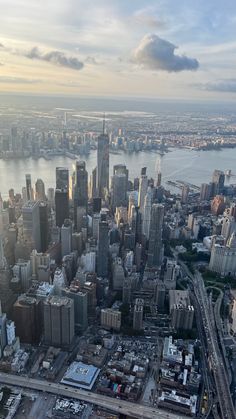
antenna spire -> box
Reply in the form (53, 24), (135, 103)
(103, 112), (105, 134)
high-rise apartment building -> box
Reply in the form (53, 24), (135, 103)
(101, 308), (121, 331)
(138, 168), (148, 214)
(169, 290), (194, 330)
(142, 188), (152, 239)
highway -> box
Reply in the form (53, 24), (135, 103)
(193, 272), (235, 419)
(176, 256), (236, 419)
(0, 372), (189, 419)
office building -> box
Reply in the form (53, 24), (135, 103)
(74, 161), (88, 230)
(112, 257), (125, 290)
(133, 298), (144, 331)
(47, 188), (55, 209)
(13, 259), (31, 291)
(39, 202), (49, 252)
(211, 195), (225, 216)
(13, 295), (42, 344)
(0, 303), (7, 352)
(92, 213), (101, 240)
(22, 201), (41, 251)
(138, 168), (148, 214)
(74, 161), (88, 207)
(56, 167), (69, 190)
(97, 124), (109, 198)
(43, 296), (74, 347)
(62, 285), (88, 332)
(154, 281), (166, 311)
(147, 204), (164, 268)
(61, 219), (72, 258)
(181, 185), (189, 204)
(81, 280), (97, 316)
(25, 174), (33, 201)
(122, 277), (132, 304)
(55, 189), (69, 228)
(169, 290), (194, 330)
(0, 235), (6, 269)
(111, 173), (127, 210)
(200, 183), (211, 201)
(101, 308), (121, 331)
(212, 170), (225, 196)
(97, 220), (109, 277)
(164, 260), (180, 290)
(35, 178), (46, 201)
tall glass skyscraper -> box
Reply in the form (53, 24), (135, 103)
(97, 122), (109, 198)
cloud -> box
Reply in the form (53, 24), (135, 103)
(133, 34), (199, 72)
(0, 76), (41, 84)
(25, 47), (84, 70)
(133, 10), (166, 29)
(0, 43), (4, 48)
(200, 79), (236, 93)
(85, 56), (98, 65)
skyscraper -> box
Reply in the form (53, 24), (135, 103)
(142, 188), (152, 239)
(97, 120), (109, 198)
(61, 219), (72, 257)
(39, 202), (49, 252)
(43, 296), (74, 347)
(212, 170), (225, 196)
(138, 168), (148, 214)
(55, 189), (69, 228)
(22, 201), (41, 251)
(74, 161), (88, 230)
(111, 165), (128, 210)
(97, 220), (109, 277)
(10, 126), (18, 154)
(147, 204), (164, 268)
(56, 167), (69, 191)
(35, 179), (46, 201)
(25, 174), (33, 201)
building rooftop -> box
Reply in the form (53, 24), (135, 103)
(61, 361), (100, 390)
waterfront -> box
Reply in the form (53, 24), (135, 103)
(1, 147), (236, 198)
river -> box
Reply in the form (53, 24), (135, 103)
(0, 147), (236, 198)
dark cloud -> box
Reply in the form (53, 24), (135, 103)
(0, 76), (41, 84)
(133, 34), (199, 72)
(25, 47), (84, 70)
(201, 79), (236, 93)
(0, 43), (4, 48)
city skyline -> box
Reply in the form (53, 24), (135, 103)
(0, 0), (236, 101)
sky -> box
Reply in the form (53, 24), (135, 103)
(0, 0), (236, 101)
